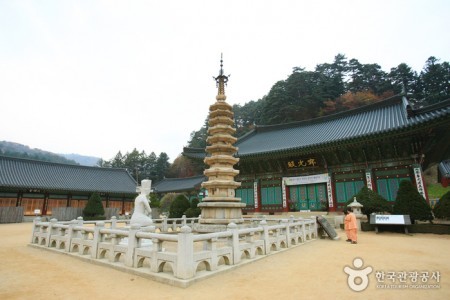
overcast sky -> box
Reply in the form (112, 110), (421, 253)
(1, 0), (449, 162)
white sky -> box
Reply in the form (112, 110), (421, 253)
(1, 0), (449, 162)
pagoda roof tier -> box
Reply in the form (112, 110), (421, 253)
(207, 125), (236, 135)
(201, 180), (241, 189)
(204, 167), (240, 177)
(207, 134), (238, 144)
(208, 116), (235, 126)
(204, 155), (239, 165)
(209, 109), (234, 118)
(210, 101), (233, 111)
(205, 144), (238, 154)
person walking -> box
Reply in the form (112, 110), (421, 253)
(343, 210), (351, 242)
(344, 208), (358, 244)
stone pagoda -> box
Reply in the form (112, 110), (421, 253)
(196, 56), (245, 232)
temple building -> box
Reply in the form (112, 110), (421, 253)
(0, 156), (137, 218)
(184, 94), (450, 214)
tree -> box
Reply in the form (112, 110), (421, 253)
(393, 180), (433, 223)
(100, 149), (169, 184)
(388, 63), (418, 95)
(155, 152), (170, 182)
(82, 192), (105, 220)
(347, 59), (392, 95)
(233, 100), (260, 137)
(315, 53), (348, 100)
(419, 56), (450, 105)
(320, 90), (389, 116)
(345, 186), (392, 219)
(166, 155), (204, 178)
(169, 194), (190, 218)
(433, 191), (450, 220)
(159, 193), (178, 214)
(184, 198), (201, 218)
(187, 118), (208, 148)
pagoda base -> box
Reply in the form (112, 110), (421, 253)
(198, 201), (246, 231)
(194, 222), (250, 233)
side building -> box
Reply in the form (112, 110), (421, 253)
(0, 156), (137, 218)
(184, 95), (450, 214)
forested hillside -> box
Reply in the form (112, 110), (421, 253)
(188, 54), (450, 148)
(0, 141), (79, 165)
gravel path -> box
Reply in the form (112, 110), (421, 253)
(1, 222), (449, 300)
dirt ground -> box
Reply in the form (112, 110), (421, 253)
(1, 222), (449, 300)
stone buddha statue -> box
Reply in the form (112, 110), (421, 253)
(130, 179), (153, 227)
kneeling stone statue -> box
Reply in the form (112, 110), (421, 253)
(130, 179), (153, 227)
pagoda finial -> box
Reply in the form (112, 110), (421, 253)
(214, 53), (229, 101)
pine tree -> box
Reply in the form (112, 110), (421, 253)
(169, 194), (190, 218)
(82, 192), (105, 220)
(433, 191), (450, 220)
(345, 186), (391, 219)
(393, 180), (433, 223)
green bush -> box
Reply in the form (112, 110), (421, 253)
(433, 191), (450, 220)
(393, 180), (433, 223)
(159, 193), (177, 214)
(169, 194), (190, 218)
(185, 198), (201, 218)
(190, 198), (200, 209)
(149, 193), (160, 208)
(82, 192), (105, 219)
(345, 186), (391, 219)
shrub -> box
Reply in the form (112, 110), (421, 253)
(83, 192), (105, 220)
(345, 186), (391, 219)
(159, 193), (177, 214)
(393, 180), (433, 223)
(149, 193), (160, 208)
(169, 194), (190, 218)
(433, 191), (450, 219)
(185, 198), (201, 218)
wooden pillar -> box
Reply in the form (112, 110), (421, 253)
(16, 191), (23, 207)
(42, 192), (49, 215)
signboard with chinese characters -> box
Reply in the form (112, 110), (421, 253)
(413, 166), (427, 200)
(284, 173), (328, 186)
(326, 174), (334, 208)
(287, 157), (319, 169)
(365, 171), (373, 190)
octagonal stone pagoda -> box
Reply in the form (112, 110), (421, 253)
(196, 56), (245, 232)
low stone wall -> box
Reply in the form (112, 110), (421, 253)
(0, 206), (24, 223)
(29, 216), (317, 287)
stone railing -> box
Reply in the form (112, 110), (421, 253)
(30, 216), (317, 287)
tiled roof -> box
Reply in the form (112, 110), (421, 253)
(0, 156), (137, 194)
(234, 95), (450, 158)
(153, 176), (206, 193)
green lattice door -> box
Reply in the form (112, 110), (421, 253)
(289, 183), (327, 211)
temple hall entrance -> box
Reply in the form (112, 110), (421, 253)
(289, 183), (327, 211)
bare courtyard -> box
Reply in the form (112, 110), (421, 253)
(1, 222), (449, 300)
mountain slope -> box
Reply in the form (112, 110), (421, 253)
(0, 141), (99, 166)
